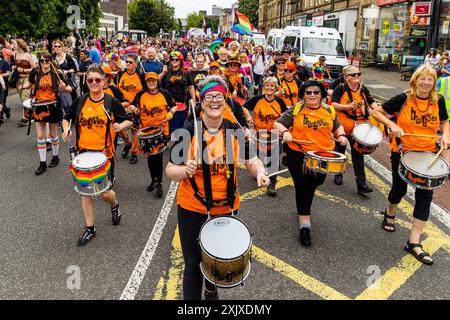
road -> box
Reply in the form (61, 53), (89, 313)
(0, 81), (449, 300)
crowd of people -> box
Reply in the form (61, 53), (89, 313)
(0, 32), (449, 300)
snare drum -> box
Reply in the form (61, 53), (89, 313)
(255, 130), (279, 153)
(304, 151), (347, 175)
(138, 126), (167, 155)
(175, 102), (186, 111)
(199, 216), (252, 288)
(352, 123), (383, 154)
(31, 99), (59, 123)
(69, 152), (112, 196)
(399, 151), (449, 190)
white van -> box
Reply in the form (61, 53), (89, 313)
(267, 29), (283, 50)
(252, 32), (267, 46)
(280, 26), (348, 79)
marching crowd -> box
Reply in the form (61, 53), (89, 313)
(0, 32), (449, 300)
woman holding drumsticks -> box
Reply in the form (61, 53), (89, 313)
(274, 80), (348, 247)
(371, 64), (449, 265)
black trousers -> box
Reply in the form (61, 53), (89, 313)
(286, 147), (326, 215)
(388, 152), (433, 222)
(335, 135), (366, 185)
(177, 206), (232, 300)
(147, 153), (163, 183)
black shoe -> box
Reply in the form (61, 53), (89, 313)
(299, 228), (311, 247)
(48, 156), (60, 168)
(267, 182), (277, 197)
(17, 118), (28, 127)
(334, 174), (343, 185)
(121, 143), (131, 159)
(155, 182), (163, 198)
(147, 180), (155, 192)
(204, 288), (219, 300)
(77, 227), (96, 246)
(4, 107), (10, 119)
(130, 154), (138, 164)
(111, 202), (121, 225)
(35, 162), (47, 175)
(357, 183), (373, 194)
(46, 142), (52, 152)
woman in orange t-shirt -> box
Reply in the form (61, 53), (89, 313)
(274, 80), (348, 247)
(371, 65), (450, 265)
(22, 52), (72, 175)
(130, 72), (176, 197)
(62, 64), (132, 247)
(166, 75), (269, 300)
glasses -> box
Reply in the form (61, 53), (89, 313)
(276, 62), (285, 65)
(346, 72), (362, 78)
(305, 90), (321, 96)
(126, 61), (135, 64)
(172, 58), (180, 62)
(87, 78), (103, 84)
(284, 69), (294, 73)
(228, 64), (239, 67)
(203, 94), (225, 102)
(40, 59), (50, 63)
(53, 45), (62, 48)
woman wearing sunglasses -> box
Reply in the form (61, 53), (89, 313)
(278, 61), (302, 108)
(331, 65), (378, 193)
(52, 40), (78, 101)
(21, 53), (72, 175)
(61, 64), (132, 246)
(274, 80), (348, 246)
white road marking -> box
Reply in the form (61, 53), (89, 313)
(365, 84), (396, 89)
(120, 180), (179, 300)
(365, 155), (450, 230)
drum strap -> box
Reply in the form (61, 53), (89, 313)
(282, 79), (294, 106)
(342, 83), (369, 121)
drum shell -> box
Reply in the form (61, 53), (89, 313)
(138, 126), (167, 155)
(71, 152), (112, 196)
(351, 123), (382, 155)
(398, 152), (448, 190)
(304, 151), (347, 175)
(199, 216), (252, 288)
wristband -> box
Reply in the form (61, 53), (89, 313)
(281, 130), (289, 138)
(338, 134), (346, 139)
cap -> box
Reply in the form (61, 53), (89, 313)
(209, 61), (220, 69)
(145, 72), (159, 81)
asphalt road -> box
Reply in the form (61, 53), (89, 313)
(0, 91), (449, 301)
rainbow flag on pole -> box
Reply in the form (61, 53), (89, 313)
(231, 10), (254, 35)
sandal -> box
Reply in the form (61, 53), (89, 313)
(405, 241), (434, 265)
(381, 209), (396, 232)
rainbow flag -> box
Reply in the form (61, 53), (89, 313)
(231, 10), (254, 36)
(69, 161), (111, 187)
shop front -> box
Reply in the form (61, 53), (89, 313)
(437, 0), (450, 51)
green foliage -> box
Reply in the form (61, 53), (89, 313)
(237, 0), (259, 27)
(186, 12), (219, 33)
(128, 0), (176, 36)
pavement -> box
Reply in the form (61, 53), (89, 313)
(0, 80), (449, 301)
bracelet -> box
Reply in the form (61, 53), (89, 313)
(280, 130), (289, 137)
(338, 134), (346, 139)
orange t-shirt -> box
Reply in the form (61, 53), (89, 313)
(77, 97), (116, 158)
(392, 97), (440, 152)
(280, 79), (300, 107)
(118, 71), (143, 103)
(174, 122), (242, 215)
(138, 91), (170, 135)
(285, 103), (338, 153)
(244, 95), (286, 131)
(35, 73), (56, 102)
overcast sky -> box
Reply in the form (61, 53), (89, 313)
(166, 0), (236, 18)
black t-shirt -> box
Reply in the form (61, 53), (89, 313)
(187, 70), (208, 90)
(382, 93), (448, 121)
(331, 84), (375, 105)
(162, 69), (188, 103)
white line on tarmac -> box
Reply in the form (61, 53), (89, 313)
(120, 180), (179, 300)
(365, 155), (450, 230)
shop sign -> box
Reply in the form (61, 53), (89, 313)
(411, 16), (430, 26)
(377, 0), (408, 6)
(381, 20), (390, 35)
(325, 13), (338, 20)
(410, 27), (427, 37)
(312, 16), (324, 27)
(393, 21), (403, 34)
(412, 2), (432, 16)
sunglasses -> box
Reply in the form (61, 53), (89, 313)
(53, 45), (62, 48)
(126, 61), (135, 64)
(276, 62), (285, 65)
(172, 58), (180, 62)
(228, 64), (239, 67)
(40, 59), (50, 63)
(346, 72), (362, 77)
(305, 90), (321, 96)
(87, 78), (103, 84)
(284, 69), (294, 73)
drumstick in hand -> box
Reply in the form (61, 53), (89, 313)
(292, 139), (316, 144)
(402, 133), (437, 139)
(190, 100), (200, 178)
(428, 146), (445, 168)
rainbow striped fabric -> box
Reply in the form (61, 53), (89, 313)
(69, 161), (111, 187)
(231, 11), (254, 36)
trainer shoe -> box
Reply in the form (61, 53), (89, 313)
(147, 180), (155, 192)
(17, 118), (28, 127)
(357, 182), (373, 194)
(130, 154), (138, 164)
(121, 143), (131, 159)
(111, 202), (121, 225)
(35, 162), (47, 175)
(156, 182), (163, 198)
(204, 288), (219, 300)
(77, 227), (96, 246)
(299, 228), (311, 247)
(48, 156), (60, 168)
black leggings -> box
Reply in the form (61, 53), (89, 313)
(335, 135), (366, 185)
(388, 152), (433, 222)
(286, 147), (327, 215)
(178, 206), (234, 300)
(147, 153), (163, 182)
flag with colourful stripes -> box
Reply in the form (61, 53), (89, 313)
(231, 10), (254, 35)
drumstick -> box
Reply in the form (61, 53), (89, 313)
(403, 133), (437, 139)
(50, 62), (63, 82)
(292, 139), (316, 144)
(190, 100), (200, 178)
(227, 109), (255, 143)
(267, 168), (288, 178)
(428, 146), (445, 168)
(358, 80), (366, 117)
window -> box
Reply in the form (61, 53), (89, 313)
(302, 38), (346, 56)
(363, 19), (372, 39)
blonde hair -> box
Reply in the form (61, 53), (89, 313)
(17, 39), (29, 52)
(406, 64), (438, 104)
(342, 65), (359, 76)
(53, 40), (65, 48)
(264, 76), (279, 87)
(239, 52), (249, 64)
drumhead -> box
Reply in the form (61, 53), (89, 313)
(352, 123), (382, 146)
(307, 150), (347, 161)
(23, 99), (33, 110)
(402, 151), (448, 177)
(72, 152), (108, 170)
(200, 216), (251, 260)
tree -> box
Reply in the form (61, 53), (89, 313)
(128, 0), (176, 36)
(186, 12), (219, 33)
(237, 0), (259, 28)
